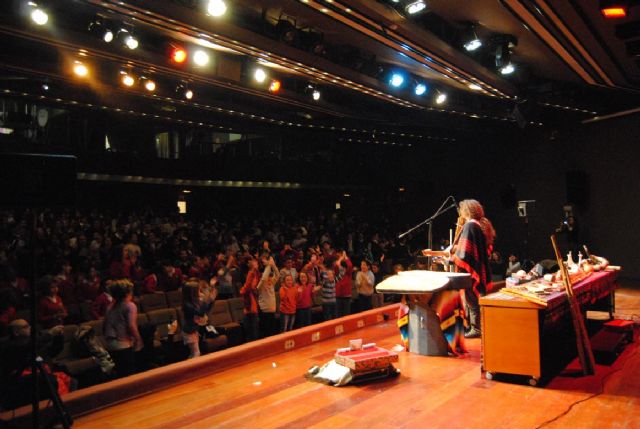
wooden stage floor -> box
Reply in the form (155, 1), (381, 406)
(72, 287), (640, 429)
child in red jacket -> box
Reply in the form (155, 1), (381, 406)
(279, 274), (298, 332)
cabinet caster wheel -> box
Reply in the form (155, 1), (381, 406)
(485, 372), (494, 380)
(529, 377), (538, 387)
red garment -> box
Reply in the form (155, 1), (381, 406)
(142, 274), (158, 294)
(160, 268), (183, 291)
(78, 276), (101, 301)
(296, 283), (313, 309)
(279, 285), (298, 315)
(334, 258), (353, 298)
(57, 276), (78, 305)
(91, 293), (113, 319)
(21, 363), (71, 396)
(38, 295), (67, 328)
(240, 269), (260, 314)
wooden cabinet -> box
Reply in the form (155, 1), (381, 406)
(479, 271), (617, 385)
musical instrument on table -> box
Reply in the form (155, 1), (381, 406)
(550, 234), (595, 376)
(420, 249), (450, 258)
(420, 216), (466, 266)
(376, 270), (471, 294)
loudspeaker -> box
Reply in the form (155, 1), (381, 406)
(566, 170), (589, 208)
(0, 153), (76, 207)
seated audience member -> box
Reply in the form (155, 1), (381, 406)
(160, 260), (184, 292)
(1, 271), (28, 310)
(103, 280), (143, 377)
(77, 265), (101, 302)
(37, 275), (68, 329)
(91, 278), (114, 320)
(505, 254), (521, 277)
(189, 256), (211, 280)
(0, 320), (74, 407)
(56, 260), (77, 305)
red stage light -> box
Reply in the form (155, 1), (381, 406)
(172, 48), (188, 63)
(601, 7), (627, 17)
(269, 79), (281, 93)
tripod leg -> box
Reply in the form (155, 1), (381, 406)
(35, 358), (73, 429)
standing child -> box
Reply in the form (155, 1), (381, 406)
(240, 258), (260, 341)
(295, 272), (313, 328)
(257, 256), (279, 337)
(181, 281), (214, 359)
(318, 269), (337, 321)
(279, 274), (298, 332)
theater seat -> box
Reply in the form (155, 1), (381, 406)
(139, 293), (168, 313)
(165, 289), (183, 309)
(146, 308), (181, 348)
(207, 300), (244, 346)
(226, 297), (245, 324)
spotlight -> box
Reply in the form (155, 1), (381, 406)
(103, 29), (114, 43)
(389, 73), (405, 88)
(269, 79), (282, 93)
(143, 79), (156, 91)
(599, 1), (629, 18)
(73, 61), (88, 77)
(117, 28), (139, 49)
(254, 68), (267, 83)
(121, 72), (135, 87)
(193, 49), (210, 66)
(405, 1), (427, 15)
(464, 38), (482, 52)
(500, 63), (515, 75)
(414, 83), (427, 96)
(30, 7), (49, 26)
(305, 84), (321, 101)
(206, 0), (227, 17)
(125, 35), (139, 50)
(88, 18), (114, 43)
(435, 92), (447, 104)
(463, 24), (482, 52)
(171, 47), (188, 64)
(176, 83), (194, 100)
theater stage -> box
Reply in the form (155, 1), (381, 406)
(70, 302), (639, 428)
(4, 285), (638, 429)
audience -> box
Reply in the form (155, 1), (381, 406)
(0, 206), (511, 395)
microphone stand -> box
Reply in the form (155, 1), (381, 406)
(398, 197), (458, 265)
